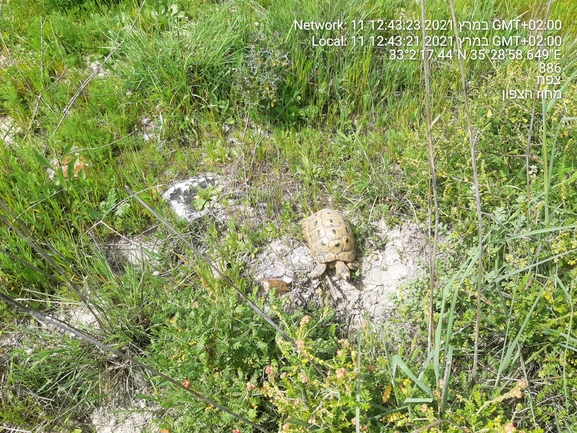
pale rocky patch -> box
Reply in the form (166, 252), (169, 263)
(0, 115), (21, 145)
(105, 235), (163, 270)
(162, 174), (223, 221)
(254, 219), (428, 328)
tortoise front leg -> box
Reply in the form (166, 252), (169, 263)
(309, 262), (327, 278)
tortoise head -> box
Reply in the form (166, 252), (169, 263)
(334, 261), (350, 280)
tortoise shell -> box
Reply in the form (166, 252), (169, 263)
(301, 208), (356, 264)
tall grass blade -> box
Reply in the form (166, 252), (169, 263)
(448, 0), (485, 383)
(391, 355), (433, 403)
(419, 0), (439, 357)
(496, 283), (546, 382)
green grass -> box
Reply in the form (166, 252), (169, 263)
(1, 0), (577, 431)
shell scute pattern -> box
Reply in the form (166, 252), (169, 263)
(302, 209), (356, 264)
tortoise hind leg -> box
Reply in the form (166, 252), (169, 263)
(309, 262), (327, 278)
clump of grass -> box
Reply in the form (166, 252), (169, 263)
(3, 330), (105, 429)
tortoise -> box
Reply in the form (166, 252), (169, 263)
(301, 208), (359, 280)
